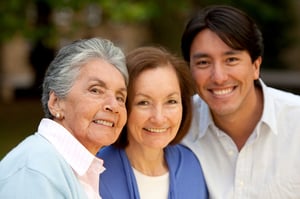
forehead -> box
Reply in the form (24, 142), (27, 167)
(191, 29), (231, 51)
(190, 29), (248, 59)
(133, 66), (180, 92)
(77, 59), (126, 87)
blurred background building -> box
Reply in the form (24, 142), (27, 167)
(1, 0), (300, 158)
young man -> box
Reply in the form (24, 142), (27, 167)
(181, 5), (300, 199)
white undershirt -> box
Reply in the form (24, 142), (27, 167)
(132, 167), (169, 199)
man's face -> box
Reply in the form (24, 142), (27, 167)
(189, 29), (261, 119)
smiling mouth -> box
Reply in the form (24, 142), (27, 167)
(211, 87), (234, 96)
(143, 128), (167, 133)
(94, 120), (114, 127)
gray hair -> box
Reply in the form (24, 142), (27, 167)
(41, 38), (128, 118)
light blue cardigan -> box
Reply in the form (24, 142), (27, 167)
(98, 144), (208, 199)
(0, 133), (87, 198)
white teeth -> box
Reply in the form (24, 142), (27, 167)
(213, 88), (233, 95)
(94, 120), (114, 127)
(145, 128), (167, 133)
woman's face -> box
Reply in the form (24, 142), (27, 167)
(51, 59), (127, 154)
(127, 65), (182, 150)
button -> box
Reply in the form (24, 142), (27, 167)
(239, 181), (244, 186)
(228, 150), (234, 156)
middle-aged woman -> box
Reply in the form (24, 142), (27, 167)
(0, 38), (128, 199)
(97, 46), (208, 199)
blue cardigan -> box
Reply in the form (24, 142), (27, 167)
(97, 144), (208, 199)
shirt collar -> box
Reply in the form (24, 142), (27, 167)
(37, 118), (105, 176)
(194, 78), (277, 141)
(257, 79), (278, 135)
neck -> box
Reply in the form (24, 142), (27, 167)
(125, 145), (168, 176)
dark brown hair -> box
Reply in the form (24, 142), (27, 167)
(181, 5), (264, 63)
(114, 46), (195, 148)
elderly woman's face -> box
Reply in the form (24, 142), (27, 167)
(54, 59), (127, 154)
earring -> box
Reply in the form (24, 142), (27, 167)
(55, 113), (61, 119)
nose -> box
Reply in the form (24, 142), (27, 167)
(104, 105), (114, 112)
(211, 63), (228, 84)
(149, 105), (166, 124)
(103, 95), (119, 113)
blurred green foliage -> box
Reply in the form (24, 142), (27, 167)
(0, 0), (297, 69)
(0, 0), (30, 42)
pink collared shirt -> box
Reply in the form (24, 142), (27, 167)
(38, 118), (105, 199)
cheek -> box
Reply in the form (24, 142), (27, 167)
(126, 109), (147, 132)
(240, 66), (259, 83)
(191, 69), (207, 84)
(119, 107), (128, 127)
(63, 98), (88, 118)
(169, 107), (183, 127)
(127, 109), (141, 124)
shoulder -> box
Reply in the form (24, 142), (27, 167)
(97, 145), (119, 157)
(0, 133), (72, 176)
(267, 87), (300, 104)
(0, 134), (72, 180)
(98, 146), (133, 199)
(261, 79), (300, 106)
(0, 134), (80, 198)
(0, 134), (58, 173)
(166, 145), (208, 198)
(98, 146), (128, 179)
(167, 144), (196, 156)
(264, 86), (300, 120)
(166, 144), (202, 170)
(97, 146), (123, 167)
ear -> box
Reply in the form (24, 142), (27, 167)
(253, 56), (262, 80)
(48, 91), (63, 118)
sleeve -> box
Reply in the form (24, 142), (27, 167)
(0, 167), (67, 199)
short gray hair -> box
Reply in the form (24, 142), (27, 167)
(41, 38), (128, 118)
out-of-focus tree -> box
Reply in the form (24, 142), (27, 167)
(0, 0), (297, 69)
(0, 0), (29, 42)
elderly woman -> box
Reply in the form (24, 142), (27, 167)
(0, 38), (128, 199)
(98, 46), (208, 199)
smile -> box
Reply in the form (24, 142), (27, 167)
(94, 119), (114, 127)
(144, 128), (167, 133)
(212, 87), (234, 96)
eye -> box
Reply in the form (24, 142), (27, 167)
(226, 57), (239, 66)
(116, 96), (126, 103)
(137, 100), (149, 106)
(90, 87), (104, 94)
(193, 59), (210, 68)
(168, 99), (178, 104)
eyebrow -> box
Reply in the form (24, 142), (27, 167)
(88, 78), (107, 89)
(118, 87), (128, 95)
(192, 50), (242, 59)
(191, 52), (209, 59)
(134, 91), (180, 99)
(224, 50), (243, 55)
(89, 78), (127, 93)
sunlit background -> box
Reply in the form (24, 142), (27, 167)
(1, 0), (300, 158)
